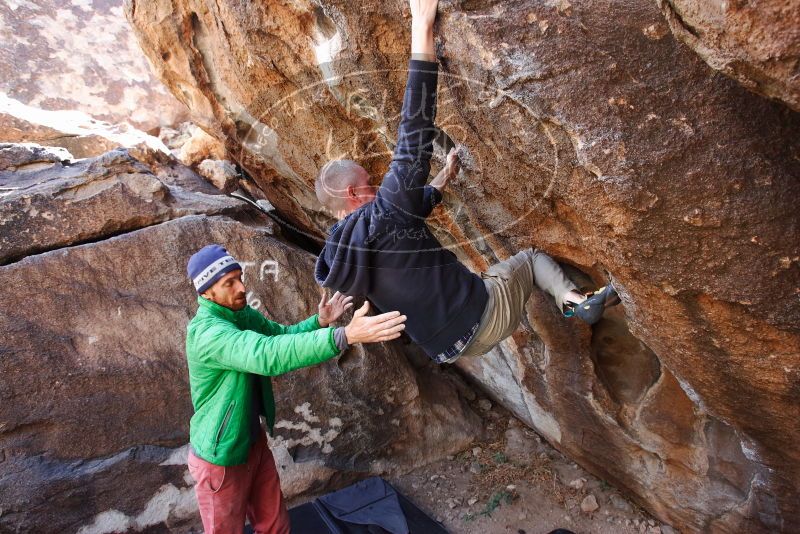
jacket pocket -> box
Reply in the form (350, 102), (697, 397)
(213, 401), (235, 456)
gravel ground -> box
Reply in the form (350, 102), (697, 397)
(387, 396), (678, 534)
(289, 391), (680, 534)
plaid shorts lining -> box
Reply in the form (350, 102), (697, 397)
(431, 321), (480, 364)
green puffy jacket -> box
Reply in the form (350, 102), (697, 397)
(185, 296), (341, 466)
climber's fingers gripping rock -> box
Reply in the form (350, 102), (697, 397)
(409, 0), (439, 28)
(431, 147), (462, 192)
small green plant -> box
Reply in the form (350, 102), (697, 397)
(492, 452), (508, 464)
(462, 490), (516, 522)
(485, 489), (514, 513)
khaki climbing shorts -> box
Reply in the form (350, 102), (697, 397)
(452, 248), (577, 360)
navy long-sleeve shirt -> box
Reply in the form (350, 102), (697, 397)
(315, 60), (488, 358)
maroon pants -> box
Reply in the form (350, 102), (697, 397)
(187, 433), (290, 534)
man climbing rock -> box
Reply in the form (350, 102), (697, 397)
(314, 0), (620, 364)
(185, 244), (407, 533)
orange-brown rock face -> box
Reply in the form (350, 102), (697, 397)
(127, 0), (800, 531)
(657, 0), (800, 112)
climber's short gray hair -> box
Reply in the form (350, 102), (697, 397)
(315, 159), (366, 211)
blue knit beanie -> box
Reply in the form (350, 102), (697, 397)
(187, 244), (242, 294)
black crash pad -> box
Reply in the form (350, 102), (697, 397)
(247, 476), (447, 534)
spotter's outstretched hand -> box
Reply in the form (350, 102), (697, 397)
(344, 301), (407, 344)
(318, 289), (354, 327)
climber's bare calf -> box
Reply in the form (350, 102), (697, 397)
(314, 0), (619, 364)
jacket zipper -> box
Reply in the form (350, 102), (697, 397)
(213, 401), (235, 456)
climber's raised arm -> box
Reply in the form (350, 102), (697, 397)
(410, 0), (437, 62)
(375, 0), (441, 219)
(314, 0), (620, 370)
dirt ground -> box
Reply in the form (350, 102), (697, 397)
(385, 395), (680, 534)
(287, 392), (681, 534)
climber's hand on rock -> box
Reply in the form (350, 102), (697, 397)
(410, 0), (438, 28)
(410, 0), (438, 61)
(344, 301), (407, 344)
(431, 147), (460, 192)
(444, 147), (461, 180)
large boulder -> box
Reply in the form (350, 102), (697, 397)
(127, 0), (800, 532)
(0, 114), (119, 159)
(656, 0), (800, 112)
(0, 149), (480, 532)
(0, 145), (239, 265)
(0, 0), (187, 132)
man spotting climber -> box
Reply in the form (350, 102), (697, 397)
(314, 0), (620, 364)
(185, 244), (407, 533)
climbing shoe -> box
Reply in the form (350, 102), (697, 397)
(572, 284), (620, 325)
(561, 286), (592, 318)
